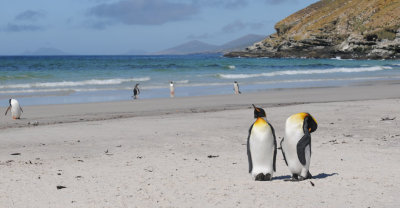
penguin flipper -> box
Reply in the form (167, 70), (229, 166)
(280, 137), (288, 166)
(268, 123), (277, 172)
(247, 124), (253, 173)
(297, 133), (311, 166)
(5, 106), (11, 116)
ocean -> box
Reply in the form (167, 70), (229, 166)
(1, 54), (399, 106)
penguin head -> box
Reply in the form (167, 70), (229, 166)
(304, 113), (318, 133)
(252, 104), (266, 118)
(9, 99), (11, 105)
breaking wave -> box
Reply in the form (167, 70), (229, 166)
(0, 77), (150, 89)
(218, 66), (392, 79)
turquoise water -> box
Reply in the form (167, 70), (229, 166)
(1, 54), (400, 106)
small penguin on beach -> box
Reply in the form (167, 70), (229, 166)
(169, 81), (175, 98)
(133, 83), (140, 99)
(247, 104), (277, 181)
(280, 112), (318, 181)
(233, 81), (241, 94)
(4, 98), (23, 119)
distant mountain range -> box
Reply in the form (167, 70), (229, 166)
(154, 34), (266, 55)
(22, 47), (68, 56)
(18, 34), (266, 56)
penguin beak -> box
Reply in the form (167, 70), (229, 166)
(252, 104), (260, 112)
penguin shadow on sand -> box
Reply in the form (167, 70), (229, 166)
(273, 172), (338, 181)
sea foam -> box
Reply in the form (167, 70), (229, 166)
(0, 77), (150, 89)
(218, 66), (392, 79)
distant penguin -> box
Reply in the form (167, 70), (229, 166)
(133, 83), (140, 99)
(170, 81), (175, 98)
(247, 104), (277, 181)
(281, 112), (318, 181)
(233, 81), (241, 94)
(4, 98), (23, 119)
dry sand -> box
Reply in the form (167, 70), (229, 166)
(0, 81), (400, 207)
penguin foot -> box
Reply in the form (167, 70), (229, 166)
(298, 176), (306, 181)
(284, 174), (300, 182)
(254, 173), (272, 181)
(255, 173), (265, 181)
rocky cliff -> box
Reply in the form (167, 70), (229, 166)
(225, 0), (400, 59)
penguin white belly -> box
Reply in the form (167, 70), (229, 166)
(11, 101), (22, 119)
(234, 85), (239, 94)
(249, 126), (275, 177)
(284, 128), (308, 175)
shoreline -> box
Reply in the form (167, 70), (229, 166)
(2, 79), (400, 130)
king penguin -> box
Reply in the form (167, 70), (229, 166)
(5, 98), (23, 119)
(247, 104), (277, 181)
(280, 112), (317, 181)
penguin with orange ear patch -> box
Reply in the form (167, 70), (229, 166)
(247, 104), (277, 181)
(281, 112), (317, 181)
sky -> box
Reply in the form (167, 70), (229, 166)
(0, 0), (319, 55)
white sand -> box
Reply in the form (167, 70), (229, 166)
(0, 81), (399, 207)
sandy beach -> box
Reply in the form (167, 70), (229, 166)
(1, 80), (400, 207)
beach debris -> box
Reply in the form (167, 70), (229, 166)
(343, 134), (353, 137)
(56, 185), (67, 190)
(116, 145), (122, 147)
(75, 176), (83, 179)
(207, 155), (219, 158)
(105, 149), (108, 154)
(310, 181), (315, 186)
(77, 140), (80, 143)
(328, 139), (339, 144)
(10, 153), (21, 155)
(381, 117), (396, 121)
(77, 160), (84, 162)
(6, 160), (14, 163)
(137, 156), (143, 159)
(57, 173), (62, 175)
(144, 167), (153, 172)
(28, 121), (39, 126)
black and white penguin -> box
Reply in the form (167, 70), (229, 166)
(281, 112), (317, 181)
(133, 83), (140, 99)
(233, 81), (241, 94)
(247, 104), (277, 181)
(4, 98), (23, 119)
(169, 81), (175, 98)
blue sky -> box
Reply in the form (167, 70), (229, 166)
(0, 0), (318, 55)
